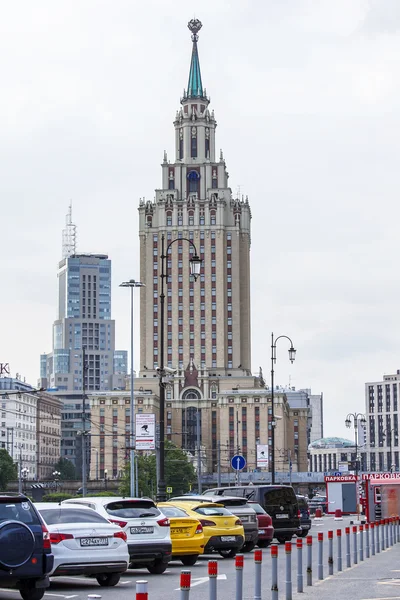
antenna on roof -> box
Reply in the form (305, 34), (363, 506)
(62, 202), (77, 258)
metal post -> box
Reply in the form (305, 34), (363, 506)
(285, 541), (292, 600)
(376, 522), (380, 553)
(359, 525), (364, 561)
(328, 530), (333, 575)
(297, 538), (303, 593)
(157, 234), (167, 502)
(345, 527), (351, 568)
(371, 522), (375, 556)
(180, 570), (191, 600)
(254, 550), (262, 600)
(81, 347), (87, 497)
(235, 554), (244, 600)
(208, 560), (218, 600)
(337, 529), (342, 572)
(385, 519), (389, 549)
(353, 526), (358, 564)
(135, 580), (148, 600)
(365, 523), (370, 559)
(306, 535), (312, 586)
(381, 519), (385, 551)
(390, 518), (394, 546)
(130, 285), (136, 497)
(271, 545), (279, 600)
(318, 532), (323, 580)
(217, 441), (221, 487)
(271, 333), (275, 485)
(196, 408), (202, 494)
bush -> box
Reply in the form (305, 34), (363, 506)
(40, 493), (73, 503)
(86, 492), (117, 497)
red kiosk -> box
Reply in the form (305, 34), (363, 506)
(324, 474), (358, 514)
(362, 472), (400, 522)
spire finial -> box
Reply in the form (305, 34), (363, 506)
(62, 202), (77, 258)
(188, 18), (202, 42)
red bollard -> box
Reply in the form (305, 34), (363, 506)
(136, 580), (148, 600)
(208, 560), (218, 600)
(180, 571), (191, 600)
(254, 550), (262, 600)
(306, 535), (312, 586)
(328, 530), (333, 575)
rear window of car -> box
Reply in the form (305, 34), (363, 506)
(297, 497), (308, 509)
(249, 503), (266, 515)
(39, 508), (110, 525)
(264, 487), (296, 505)
(105, 501), (161, 519)
(194, 506), (232, 517)
(0, 499), (40, 525)
(160, 506), (189, 518)
(217, 498), (247, 507)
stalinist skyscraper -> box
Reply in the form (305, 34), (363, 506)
(136, 20), (269, 474)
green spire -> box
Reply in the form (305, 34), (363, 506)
(186, 19), (204, 99)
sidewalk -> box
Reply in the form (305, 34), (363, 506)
(293, 543), (400, 600)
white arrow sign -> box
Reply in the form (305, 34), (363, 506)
(175, 574), (227, 589)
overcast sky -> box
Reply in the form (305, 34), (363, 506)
(1, 0), (399, 441)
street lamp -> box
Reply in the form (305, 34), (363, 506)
(270, 333), (296, 485)
(345, 412), (366, 514)
(157, 233), (202, 502)
(52, 470), (61, 493)
(382, 427), (398, 472)
(120, 279), (145, 498)
(104, 468), (108, 491)
(21, 468), (29, 494)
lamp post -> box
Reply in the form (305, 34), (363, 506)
(157, 233), (201, 502)
(21, 468), (29, 494)
(382, 427), (398, 472)
(104, 468), (108, 491)
(270, 333), (296, 485)
(345, 412), (366, 514)
(52, 470), (61, 493)
(120, 279), (145, 498)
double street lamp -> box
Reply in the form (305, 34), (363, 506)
(52, 470), (61, 493)
(382, 427), (398, 472)
(156, 233), (201, 502)
(345, 412), (366, 514)
(270, 333), (296, 485)
(120, 279), (145, 498)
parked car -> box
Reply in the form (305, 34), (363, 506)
(296, 495), (311, 537)
(36, 503), (129, 586)
(157, 503), (205, 566)
(0, 493), (54, 600)
(247, 501), (274, 548)
(203, 485), (301, 543)
(168, 500), (244, 558)
(62, 496), (172, 574)
(308, 494), (328, 514)
(171, 495), (258, 552)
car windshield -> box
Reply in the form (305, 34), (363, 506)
(249, 503), (266, 515)
(105, 501), (160, 519)
(160, 506), (189, 518)
(264, 488), (296, 505)
(297, 497), (308, 508)
(39, 508), (110, 525)
(0, 499), (40, 525)
(194, 506), (232, 517)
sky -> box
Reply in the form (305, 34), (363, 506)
(1, 0), (399, 441)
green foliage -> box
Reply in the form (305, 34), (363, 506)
(0, 448), (17, 490)
(86, 492), (117, 497)
(52, 458), (76, 480)
(120, 441), (196, 498)
(41, 492), (72, 503)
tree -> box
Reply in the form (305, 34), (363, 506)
(0, 449), (17, 490)
(119, 442), (197, 498)
(52, 458), (76, 480)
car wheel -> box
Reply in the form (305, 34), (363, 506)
(300, 530), (309, 538)
(257, 540), (270, 548)
(181, 555), (199, 566)
(96, 573), (121, 587)
(147, 562), (168, 574)
(242, 542), (255, 553)
(218, 548), (237, 558)
(276, 535), (292, 544)
(19, 585), (45, 600)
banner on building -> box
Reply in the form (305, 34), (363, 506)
(135, 413), (155, 450)
(256, 444), (269, 468)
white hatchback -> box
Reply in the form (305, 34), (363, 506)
(35, 503), (129, 587)
(62, 497), (172, 574)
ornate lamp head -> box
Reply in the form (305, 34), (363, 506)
(188, 18), (202, 42)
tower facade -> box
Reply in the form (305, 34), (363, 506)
(138, 19), (252, 376)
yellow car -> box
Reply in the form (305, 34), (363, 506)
(158, 503), (205, 566)
(169, 501), (244, 558)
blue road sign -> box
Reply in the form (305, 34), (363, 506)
(231, 454), (246, 471)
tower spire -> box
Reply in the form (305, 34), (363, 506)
(186, 18), (204, 99)
(62, 202), (77, 258)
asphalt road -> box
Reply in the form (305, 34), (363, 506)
(0, 515), (394, 600)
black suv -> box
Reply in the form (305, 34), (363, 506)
(204, 485), (301, 544)
(296, 495), (311, 537)
(0, 493), (54, 600)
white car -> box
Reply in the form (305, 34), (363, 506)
(62, 497), (172, 574)
(35, 503), (129, 586)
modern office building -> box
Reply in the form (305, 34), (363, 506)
(364, 370), (400, 472)
(40, 207), (128, 472)
(131, 19), (310, 479)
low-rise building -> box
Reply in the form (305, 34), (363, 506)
(308, 437), (355, 473)
(36, 392), (62, 480)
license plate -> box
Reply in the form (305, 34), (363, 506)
(258, 530), (265, 535)
(276, 514), (289, 519)
(240, 516), (248, 522)
(171, 527), (188, 534)
(130, 526), (154, 534)
(80, 537), (108, 547)
(221, 536), (236, 542)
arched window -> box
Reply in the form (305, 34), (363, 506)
(182, 388), (201, 400)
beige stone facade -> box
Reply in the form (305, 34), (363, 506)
(36, 392), (62, 480)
